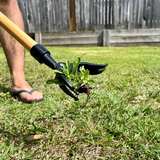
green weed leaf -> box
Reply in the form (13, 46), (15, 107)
(66, 60), (71, 75)
(46, 79), (64, 85)
(87, 79), (95, 85)
(71, 57), (80, 74)
(52, 70), (63, 74)
(84, 69), (89, 79)
(47, 57), (95, 90)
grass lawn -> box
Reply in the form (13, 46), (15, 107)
(0, 46), (160, 159)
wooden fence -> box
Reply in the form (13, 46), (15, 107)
(17, 0), (160, 33)
(17, 0), (70, 33)
(35, 28), (160, 47)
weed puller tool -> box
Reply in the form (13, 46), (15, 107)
(0, 12), (108, 101)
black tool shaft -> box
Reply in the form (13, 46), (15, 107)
(30, 44), (57, 69)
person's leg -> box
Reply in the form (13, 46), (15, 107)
(0, 0), (43, 101)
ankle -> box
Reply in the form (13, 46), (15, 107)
(11, 79), (32, 92)
(11, 71), (25, 84)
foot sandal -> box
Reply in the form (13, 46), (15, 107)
(10, 89), (44, 103)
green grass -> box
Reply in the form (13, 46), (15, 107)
(0, 46), (160, 159)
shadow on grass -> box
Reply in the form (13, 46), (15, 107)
(0, 85), (9, 93)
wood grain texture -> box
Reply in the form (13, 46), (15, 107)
(17, 0), (160, 33)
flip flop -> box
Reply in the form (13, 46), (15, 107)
(10, 89), (44, 103)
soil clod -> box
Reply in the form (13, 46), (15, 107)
(77, 83), (92, 107)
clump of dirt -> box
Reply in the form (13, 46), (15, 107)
(77, 83), (92, 107)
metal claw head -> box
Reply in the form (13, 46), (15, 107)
(55, 62), (79, 100)
(77, 62), (108, 75)
(55, 62), (108, 101)
(59, 85), (79, 101)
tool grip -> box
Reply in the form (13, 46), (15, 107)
(0, 12), (37, 51)
(0, 12), (57, 69)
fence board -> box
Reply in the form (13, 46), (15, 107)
(17, 0), (160, 33)
(40, 29), (160, 47)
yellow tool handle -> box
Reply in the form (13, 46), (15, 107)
(0, 12), (37, 51)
